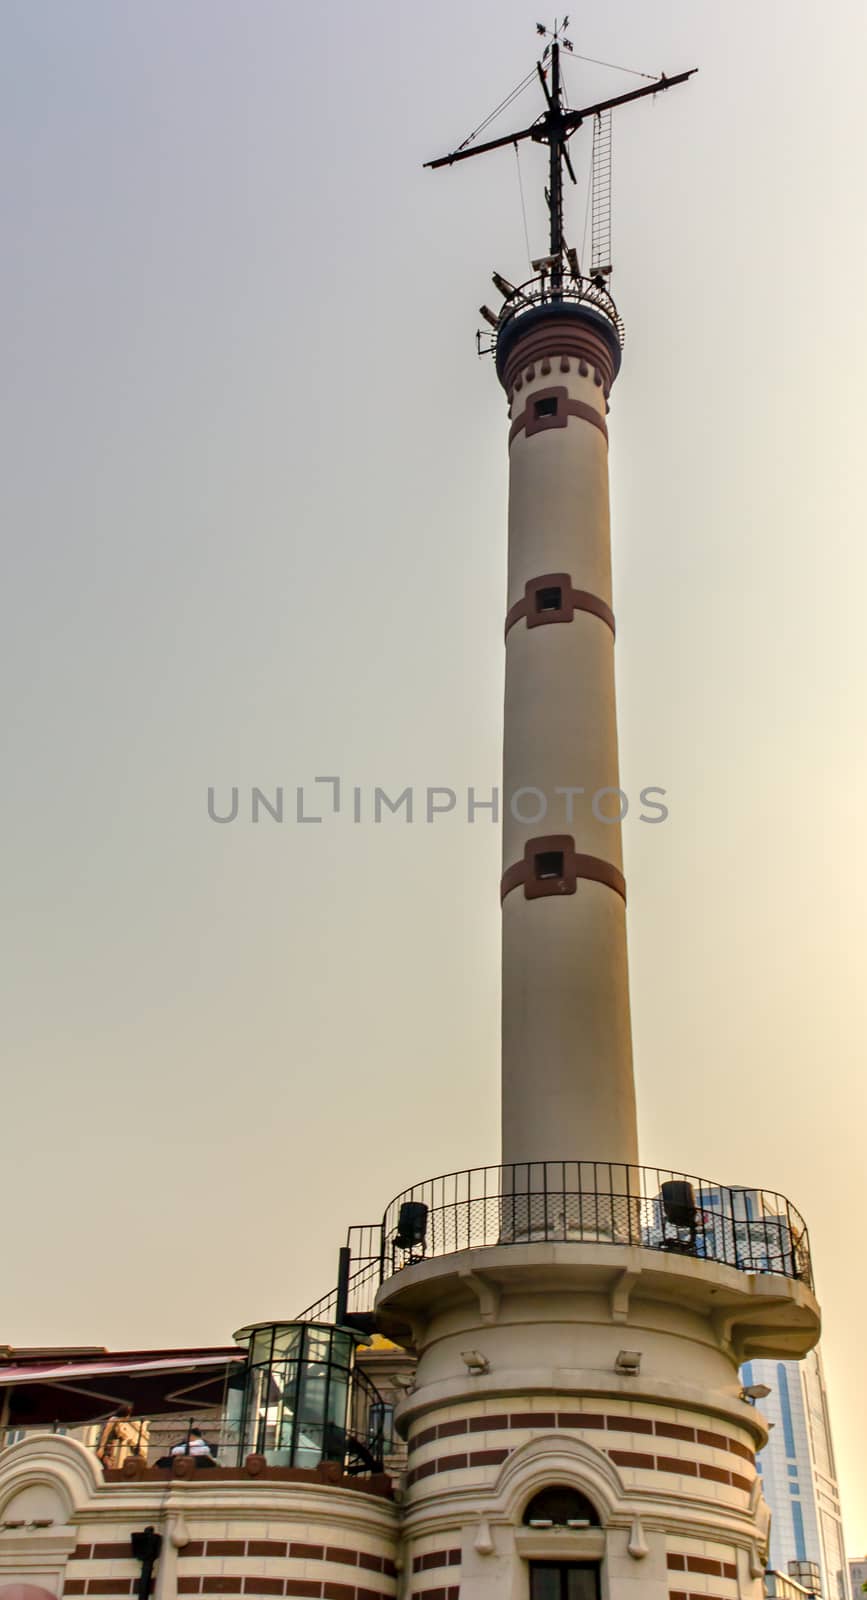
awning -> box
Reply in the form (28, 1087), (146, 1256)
(0, 1348), (247, 1427)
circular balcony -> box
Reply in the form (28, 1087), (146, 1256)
(295, 1163), (816, 1368)
(370, 1164), (819, 1368)
(496, 274), (625, 346)
(492, 272), (630, 390)
(380, 1162), (812, 1289)
(490, 274), (625, 389)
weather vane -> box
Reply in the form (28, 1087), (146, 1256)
(536, 16), (574, 53)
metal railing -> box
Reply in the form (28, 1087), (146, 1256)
(2, 1388), (386, 1478)
(295, 1162), (813, 1324)
(490, 273), (626, 349)
(1, 1414), (240, 1470)
(382, 1163), (813, 1289)
(299, 1227), (384, 1327)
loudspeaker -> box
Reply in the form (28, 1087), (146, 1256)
(395, 1200), (428, 1250)
(660, 1180), (697, 1229)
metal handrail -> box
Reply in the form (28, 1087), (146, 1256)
(1, 1414), (241, 1469)
(381, 1162), (813, 1290)
(297, 1256), (383, 1328)
(493, 273), (626, 348)
(296, 1162), (813, 1325)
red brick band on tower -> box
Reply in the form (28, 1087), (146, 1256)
(509, 386), (609, 446)
(504, 572), (616, 639)
(500, 834), (627, 905)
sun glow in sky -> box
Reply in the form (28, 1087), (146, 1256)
(2, 0), (867, 1557)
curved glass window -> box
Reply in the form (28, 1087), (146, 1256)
(232, 1322), (384, 1473)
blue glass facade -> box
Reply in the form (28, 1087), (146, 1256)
(739, 1349), (846, 1599)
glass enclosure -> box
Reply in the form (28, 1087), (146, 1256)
(231, 1321), (384, 1473)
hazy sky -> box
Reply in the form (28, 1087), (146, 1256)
(3, 0), (867, 1555)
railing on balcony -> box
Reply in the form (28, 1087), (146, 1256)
(2, 1376), (387, 1480)
(481, 272), (626, 354)
(382, 1163), (812, 1286)
(298, 1224), (385, 1328)
(2, 1318), (390, 1480)
(295, 1162), (813, 1325)
(1, 1414), (242, 1470)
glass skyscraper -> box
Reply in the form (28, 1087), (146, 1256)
(743, 1347), (847, 1599)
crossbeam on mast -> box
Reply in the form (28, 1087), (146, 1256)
(425, 33), (696, 300)
(424, 68), (697, 169)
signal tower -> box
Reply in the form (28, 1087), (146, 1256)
(0, 24), (825, 1600)
(371, 24), (822, 1600)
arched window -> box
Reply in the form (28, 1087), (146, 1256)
(523, 1485), (600, 1527)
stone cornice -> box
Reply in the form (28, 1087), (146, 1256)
(74, 1479), (399, 1533)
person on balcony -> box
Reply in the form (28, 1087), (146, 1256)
(155, 1426), (218, 1468)
(172, 1427), (216, 1463)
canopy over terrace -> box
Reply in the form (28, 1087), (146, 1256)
(0, 1347), (245, 1428)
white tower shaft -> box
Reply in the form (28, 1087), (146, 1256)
(498, 305), (637, 1169)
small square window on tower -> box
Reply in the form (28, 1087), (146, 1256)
(534, 395), (559, 419)
(534, 850), (564, 882)
(525, 573), (572, 628)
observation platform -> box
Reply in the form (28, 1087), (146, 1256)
(485, 273), (625, 385)
(299, 1161), (821, 1367)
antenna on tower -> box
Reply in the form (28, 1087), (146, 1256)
(425, 20), (696, 347)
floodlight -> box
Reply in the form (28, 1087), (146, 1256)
(461, 1350), (490, 1375)
(615, 1349), (642, 1375)
(741, 1383), (772, 1402)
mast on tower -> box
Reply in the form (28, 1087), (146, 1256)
(425, 20), (697, 347)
